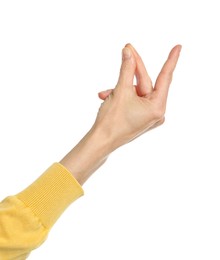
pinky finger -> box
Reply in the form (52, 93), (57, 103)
(98, 89), (113, 100)
(154, 45), (182, 102)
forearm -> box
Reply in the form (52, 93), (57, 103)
(59, 124), (115, 185)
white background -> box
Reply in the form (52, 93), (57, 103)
(0, 0), (220, 259)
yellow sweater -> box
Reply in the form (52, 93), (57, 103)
(0, 163), (84, 259)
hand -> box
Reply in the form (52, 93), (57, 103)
(60, 44), (181, 185)
(94, 44), (181, 149)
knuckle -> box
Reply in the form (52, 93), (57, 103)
(159, 117), (165, 125)
(161, 70), (173, 82)
(152, 107), (165, 120)
(166, 72), (173, 83)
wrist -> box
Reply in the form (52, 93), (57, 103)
(60, 125), (114, 185)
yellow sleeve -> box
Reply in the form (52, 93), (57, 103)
(0, 162), (84, 259)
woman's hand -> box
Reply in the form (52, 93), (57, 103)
(94, 44), (181, 149)
(60, 44), (181, 185)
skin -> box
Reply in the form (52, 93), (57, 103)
(60, 44), (182, 185)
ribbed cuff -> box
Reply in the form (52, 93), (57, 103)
(16, 163), (84, 229)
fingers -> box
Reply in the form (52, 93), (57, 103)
(126, 43), (153, 96)
(116, 47), (136, 87)
(154, 45), (182, 102)
(98, 89), (113, 100)
(100, 44), (181, 105)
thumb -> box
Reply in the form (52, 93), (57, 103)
(117, 46), (136, 87)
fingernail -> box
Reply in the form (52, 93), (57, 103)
(122, 47), (131, 60)
(125, 43), (132, 48)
